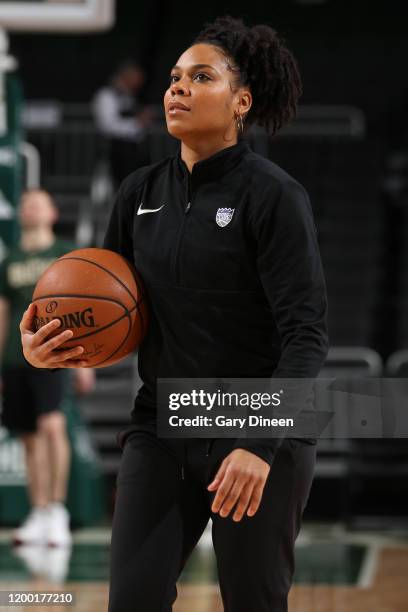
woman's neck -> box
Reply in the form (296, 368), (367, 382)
(181, 137), (238, 174)
(20, 228), (55, 253)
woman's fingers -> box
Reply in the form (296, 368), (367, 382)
(19, 303), (88, 369)
(212, 472), (263, 521)
(47, 345), (85, 365)
(210, 465), (236, 514)
(246, 482), (265, 517)
(39, 329), (75, 354)
(30, 319), (66, 347)
(207, 459), (227, 491)
(208, 449), (270, 521)
(217, 476), (246, 518)
(232, 482), (254, 522)
(19, 303), (37, 335)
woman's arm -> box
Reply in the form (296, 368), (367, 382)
(209, 179), (329, 521)
(233, 179), (329, 465)
(102, 176), (136, 262)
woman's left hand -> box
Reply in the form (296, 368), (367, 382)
(207, 449), (270, 522)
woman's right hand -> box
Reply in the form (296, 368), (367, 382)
(20, 303), (88, 369)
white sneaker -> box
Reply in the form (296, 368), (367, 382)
(47, 503), (72, 548)
(12, 507), (49, 546)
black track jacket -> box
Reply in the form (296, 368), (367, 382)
(103, 138), (329, 467)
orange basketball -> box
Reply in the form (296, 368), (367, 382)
(32, 248), (148, 368)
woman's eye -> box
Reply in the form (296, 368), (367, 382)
(194, 73), (209, 82)
(169, 73), (210, 84)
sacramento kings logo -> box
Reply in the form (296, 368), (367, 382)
(216, 207), (235, 227)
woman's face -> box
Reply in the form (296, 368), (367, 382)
(164, 43), (249, 144)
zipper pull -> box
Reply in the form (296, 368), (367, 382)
(185, 201), (191, 214)
(181, 464), (185, 480)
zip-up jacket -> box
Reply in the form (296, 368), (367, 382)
(103, 138), (329, 466)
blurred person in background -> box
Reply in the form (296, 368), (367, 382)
(92, 60), (156, 186)
(0, 189), (95, 548)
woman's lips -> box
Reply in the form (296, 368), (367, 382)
(168, 107), (190, 115)
(168, 102), (190, 115)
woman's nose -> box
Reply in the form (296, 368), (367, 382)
(171, 79), (189, 96)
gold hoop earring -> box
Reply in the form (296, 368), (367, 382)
(235, 112), (244, 135)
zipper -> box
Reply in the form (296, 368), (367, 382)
(206, 439), (215, 457)
(172, 174), (193, 284)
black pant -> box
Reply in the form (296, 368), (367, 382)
(108, 434), (316, 612)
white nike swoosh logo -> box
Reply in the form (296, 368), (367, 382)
(137, 202), (165, 215)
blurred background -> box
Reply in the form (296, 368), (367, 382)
(1, 1), (408, 610)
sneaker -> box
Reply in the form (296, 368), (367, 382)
(12, 507), (49, 546)
(47, 503), (72, 548)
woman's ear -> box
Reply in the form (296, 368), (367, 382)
(238, 88), (252, 118)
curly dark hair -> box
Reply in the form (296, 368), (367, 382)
(193, 15), (302, 136)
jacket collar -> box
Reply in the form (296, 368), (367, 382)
(174, 138), (250, 186)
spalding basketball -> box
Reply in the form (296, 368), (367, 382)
(32, 248), (148, 368)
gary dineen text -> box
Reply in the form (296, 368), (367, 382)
(168, 415), (294, 429)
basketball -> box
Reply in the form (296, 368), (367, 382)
(31, 248), (148, 368)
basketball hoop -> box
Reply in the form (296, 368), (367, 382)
(0, 0), (115, 33)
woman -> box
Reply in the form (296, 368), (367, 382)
(21, 16), (329, 612)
